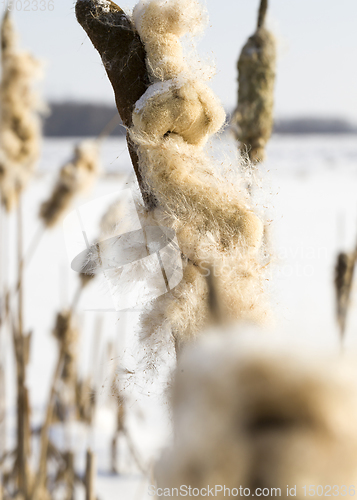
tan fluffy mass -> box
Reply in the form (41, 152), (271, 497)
(130, 0), (269, 346)
(132, 0), (206, 81)
(157, 331), (357, 498)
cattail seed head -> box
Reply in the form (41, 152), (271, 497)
(130, 0), (269, 350)
(232, 19), (276, 162)
(39, 140), (100, 228)
(0, 11), (43, 211)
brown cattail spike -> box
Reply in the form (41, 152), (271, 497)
(232, 0), (276, 163)
(334, 251), (356, 339)
(0, 11), (43, 211)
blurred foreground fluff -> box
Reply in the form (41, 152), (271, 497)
(0, 11), (43, 211)
(157, 331), (357, 499)
(130, 0), (269, 350)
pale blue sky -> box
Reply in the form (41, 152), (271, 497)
(6, 0), (357, 120)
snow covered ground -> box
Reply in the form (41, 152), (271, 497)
(2, 133), (357, 499)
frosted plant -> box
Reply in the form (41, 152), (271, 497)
(0, 11), (43, 211)
(157, 330), (357, 496)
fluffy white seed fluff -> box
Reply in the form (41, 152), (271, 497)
(130, 0), (269, 346)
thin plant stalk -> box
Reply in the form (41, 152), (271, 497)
(257, 0), (268, 29)
(31, 348), (65, 499)
(85, 449), (96, 500)
(14, 195), (30, 499)
(32, 284), (85, 499)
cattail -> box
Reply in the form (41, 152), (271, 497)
(130, 0), (269, 347)
(75, 377), (96, 424)
(334, 251), (355, 338)
(157, 331), (357, 496)
(232, 0), (276, 163)
(39, 140), (100, 228)
(53, 311), (78, 384)
(0, 11), (43, 211)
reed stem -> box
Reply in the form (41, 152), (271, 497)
(15, 195), (30, 499)
(85, 449), (96, 500)
(257, 0), (268, 29)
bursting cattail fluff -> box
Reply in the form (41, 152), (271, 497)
(0, 11), (43, 211)
(130, 0), (269, 348)
(39, 140), (100, 228)
(232, 0), (276, 163)
(157, 331), (357, 497)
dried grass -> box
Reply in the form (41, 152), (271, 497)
(232, 2), (276, 163)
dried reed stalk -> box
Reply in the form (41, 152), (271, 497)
(85, 449), (96, 500)
(0, 11), (42, 211)
(31, 311), (77, 500)
(75, 378), (96, 425)
(11, 197), (32, 500)
(64, 451), (75, 500)
(0, 12), (42, 497)
(110, 392), (126, 474)
(31, 346), (64, 500)
(108, 341), (145, 474)
(232, 0), (276, 162)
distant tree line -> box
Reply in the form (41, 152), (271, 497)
(273, 117), (357, 135)
(44, 102), (126, 137)
(43, 102), (357, 137)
